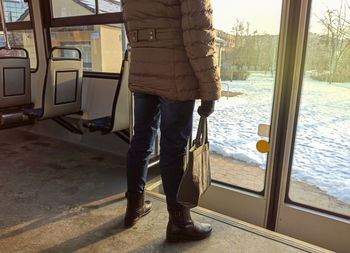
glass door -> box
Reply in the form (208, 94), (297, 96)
(288, 0), (350, 218)
(276, 0), (350, 252)
(198, 0), (284, 226)
(208, 0), (284, 192)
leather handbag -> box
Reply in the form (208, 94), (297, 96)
(176, 116), (211, 208)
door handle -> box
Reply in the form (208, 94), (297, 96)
(258, 124), (270, 138)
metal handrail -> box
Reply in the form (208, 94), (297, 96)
(0, 0), (10, 49)
(0, 47), (29, 58)
(50, 47), (82, 61)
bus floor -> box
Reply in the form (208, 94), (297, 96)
(0, 128), (333, 253)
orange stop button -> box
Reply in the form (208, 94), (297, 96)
(256, 140), (270, 153)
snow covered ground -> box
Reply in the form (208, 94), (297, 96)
(193, 73), (350, 204)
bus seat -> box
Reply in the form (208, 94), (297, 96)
(83, 50), (130, 141)
(0, 48), (31, 109)
(0, 48), (34, 129)
(24, 47), (83, 120)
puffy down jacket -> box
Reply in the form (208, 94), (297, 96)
(122, 0), (221, 101)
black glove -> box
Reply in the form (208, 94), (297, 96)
(197, 100), (215, 117)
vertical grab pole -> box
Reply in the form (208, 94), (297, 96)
(128, 89), (134, 142)
(0, 0), (10, 49)
(128, 49), (134, 143)
(121, 24), (127, 54)
(120, 3), (127, 55)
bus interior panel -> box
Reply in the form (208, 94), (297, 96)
(0, 0), (349, 253)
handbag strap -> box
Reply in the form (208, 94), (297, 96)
(194, 116), (208, 146)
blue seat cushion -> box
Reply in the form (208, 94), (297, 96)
(23, 108), (43, 118)
(83, 116), (112, 132)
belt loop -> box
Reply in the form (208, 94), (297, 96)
(148, 29), (156, 41)
(131, 31), (138, 42)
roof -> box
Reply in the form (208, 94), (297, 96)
(73, 0), (121, 13)
(98, 0), (121, 13)
(17, 9), (29, 22)
(16, 0), (121, 21)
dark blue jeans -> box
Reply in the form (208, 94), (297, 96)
(127, 93), (195, 206)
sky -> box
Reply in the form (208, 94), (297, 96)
(211, 0), (348, 35)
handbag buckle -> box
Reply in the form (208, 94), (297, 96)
(193, 139), (200, 148)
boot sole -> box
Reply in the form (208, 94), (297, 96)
(124, 207), (152, 228)
(166, 230), (212, 242)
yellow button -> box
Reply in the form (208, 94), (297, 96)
(256, 140), (270, 153)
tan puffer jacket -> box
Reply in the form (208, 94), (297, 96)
(122, 0), (221, 101)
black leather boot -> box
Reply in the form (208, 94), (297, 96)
(124, 192), (152, 228)
(166, 205), (212, 242)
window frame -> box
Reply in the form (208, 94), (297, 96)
(0, 0), (39, 72)
(45, 0), (124, 79)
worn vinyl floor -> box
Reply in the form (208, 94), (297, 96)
(0, 129), (332, 253)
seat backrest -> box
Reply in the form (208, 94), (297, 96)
(0, 48), (31, 109)
(41, 47), (83, 119)
(110, 50), (130, 132)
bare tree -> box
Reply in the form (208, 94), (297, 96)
(318, 0), (350, 82)
(216, 19), (278, 80)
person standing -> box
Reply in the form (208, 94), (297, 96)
(122, 0), (221, 241)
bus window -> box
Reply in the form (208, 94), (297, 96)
(51, 0), (96, 18)
(50, 24), (123, 72)
(3, 0), (29, 23)
(51, 0), (121, 18)
(0, 0), (37, 70)
(48, 0), (123, 75)
(0, 30), (36, 69)
(97, 0), (120, 14)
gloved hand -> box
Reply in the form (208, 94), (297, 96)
(197, 100), (215, 117)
